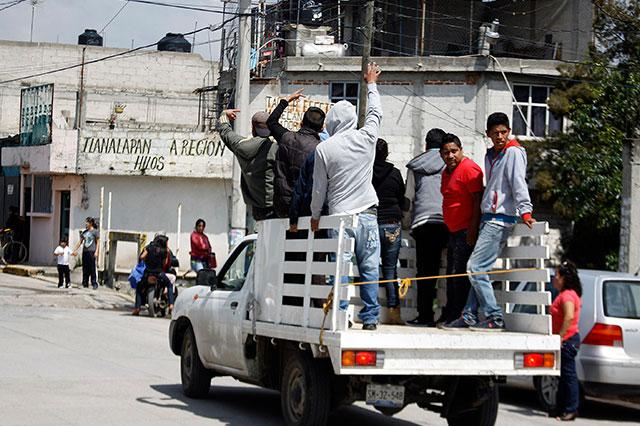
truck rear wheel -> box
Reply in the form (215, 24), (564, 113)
(446, 380), (499, 426)
(280, 351), (331, 426)
(180, 327), (211, 398)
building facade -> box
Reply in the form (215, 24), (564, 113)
(0, 39), (233, 270)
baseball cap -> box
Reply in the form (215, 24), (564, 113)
(252, 112), (271, 138)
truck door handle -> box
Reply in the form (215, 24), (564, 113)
(230, 301), (239, 310)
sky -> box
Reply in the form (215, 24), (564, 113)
(0, 0), (233, 60)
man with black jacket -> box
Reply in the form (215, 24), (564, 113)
(267, 89), (326, 218)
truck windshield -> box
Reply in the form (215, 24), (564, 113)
(603, 280), (640, 319)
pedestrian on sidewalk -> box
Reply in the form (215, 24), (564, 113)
(72, 217), (100, 289)
(551, 261), (582, 421)
(267, 88), (325, 218)
(372, 138), (406, 325)
(443, 112), (536, 332)
(438, 134), (483, 325)
(310, 62), (383, 331)
(404, 128), (449, 327)
(217, 109), (277, 221)
(53, 237), (72, 289)
(190, 219), (213, 273)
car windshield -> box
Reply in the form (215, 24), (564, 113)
(603, 280), (640, 319)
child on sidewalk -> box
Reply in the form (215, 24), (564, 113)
(443, 112), (536, 332)
(53, 238), (72, 289)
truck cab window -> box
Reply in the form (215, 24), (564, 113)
(217, 241), (256, 291)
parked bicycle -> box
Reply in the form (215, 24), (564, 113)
(0, 228), (28, 265)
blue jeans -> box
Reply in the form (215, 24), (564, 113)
(378, 222), (401, 308)
(558, 333), (581, 414)
(462, 221), (513, 323)
(337, 213), (381, 325)
(190, 259), (207, 272)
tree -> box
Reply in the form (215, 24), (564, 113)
(526, 0), (640, 270)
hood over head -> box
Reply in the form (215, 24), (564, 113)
(406, 149), (445, 176)
(325, 100), (357, 136)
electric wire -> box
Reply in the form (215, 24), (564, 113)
(100, 0), (130, 34)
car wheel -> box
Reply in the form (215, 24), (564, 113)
(180, 327), (211, 398)
(534, 376), (559, 412)
(281, 351), (331, 426)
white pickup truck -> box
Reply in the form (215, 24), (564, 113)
(169, 215), (560, 426)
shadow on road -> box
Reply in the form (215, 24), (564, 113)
(139, 383), (420, 425)
(500, 386), (640, 423)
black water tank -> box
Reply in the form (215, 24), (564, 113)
(78, 29), (103, 46)
(157, 33), (192, 53)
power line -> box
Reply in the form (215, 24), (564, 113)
(0, 0), (27, 12)
(0, 17), (236, 85)
(127, 0), (247, 15)
(100, 0), (130, 34)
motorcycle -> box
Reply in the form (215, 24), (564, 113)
(140, 255), (179, 318)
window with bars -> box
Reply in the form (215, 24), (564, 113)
(33, 176), (52, 214)
(512, 85), (563, 138)
(329, 82), (359, 109)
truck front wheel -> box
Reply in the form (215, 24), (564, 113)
(180, 327), (211, 398)
(446, 379), (499, 426)
(280, 351), (331, 426)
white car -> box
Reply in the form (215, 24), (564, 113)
(508, 269), (640, 410)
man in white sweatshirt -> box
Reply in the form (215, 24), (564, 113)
(310, 63), (383, 330)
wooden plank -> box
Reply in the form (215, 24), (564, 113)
(495, 290), (552, 306)
(295, 215), (358, 231)
(285, 238), (340, 253)
(490, 268), (549, 282)
(281, 306), (326, 328)
(283, 284), (333, 299)
(499, 245), (549, 260)
(505, 312), (552, 334)
(510, 222), (549, 237)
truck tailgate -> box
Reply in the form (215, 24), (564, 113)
(323, 324), (561, 376)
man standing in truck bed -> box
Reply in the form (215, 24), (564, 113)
(310, 63), (383, 331)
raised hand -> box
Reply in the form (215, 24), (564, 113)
(364, 62), (381, 84)
(223, 108), (241, 122)
(287, 88), (305, 103)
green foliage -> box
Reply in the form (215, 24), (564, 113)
(527, 0), (640, 270)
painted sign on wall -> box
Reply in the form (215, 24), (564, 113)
(78, 130), (233, 178)
(265, 96), (333, 131)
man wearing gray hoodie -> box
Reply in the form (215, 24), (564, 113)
(404, 128), (449, 327)
(310, 63), (382, 330)
(443, 112), (536, 332)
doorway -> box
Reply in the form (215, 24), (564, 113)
(59, 191), (70, 241)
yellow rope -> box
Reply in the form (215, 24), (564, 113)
(317, 267), (542, 346)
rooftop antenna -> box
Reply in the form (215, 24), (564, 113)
(29, 0), (43, 42)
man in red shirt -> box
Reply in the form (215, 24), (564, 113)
(438, 133), (484, 325)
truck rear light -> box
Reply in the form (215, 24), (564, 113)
(515, 352), (555, 368)
(583, 323), (623, 347)
(341, 350), (377, 367)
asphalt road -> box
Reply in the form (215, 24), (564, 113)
(0, 272), (638, 425)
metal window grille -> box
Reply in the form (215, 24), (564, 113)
(33, 176), (53, 214)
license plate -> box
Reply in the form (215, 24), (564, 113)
(365, 384), (405, 408)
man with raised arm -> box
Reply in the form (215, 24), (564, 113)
(310, 63), (383, 331)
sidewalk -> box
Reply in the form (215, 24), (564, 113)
(1, 263), (135, 309)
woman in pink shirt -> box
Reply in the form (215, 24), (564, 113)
(550, 261), (582, 421)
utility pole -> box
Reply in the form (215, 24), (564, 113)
(230, 0), (251, 246)
(619, 138), (640, 274)
(29, 0), (39, 42)
(357, 0), (375, 128)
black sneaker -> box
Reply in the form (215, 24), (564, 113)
(441, 317), (474, 330)
(406, 317), (433, 327)
(82, 284), (89, 288)
(469, 318), (505, 332)
(362, 323), (377, 331)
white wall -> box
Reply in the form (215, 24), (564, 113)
(78, 175), (231, 271)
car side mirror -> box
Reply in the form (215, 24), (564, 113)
(195, 268), (217, 291)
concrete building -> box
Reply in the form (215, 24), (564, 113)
(0, 38), (233, 271)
